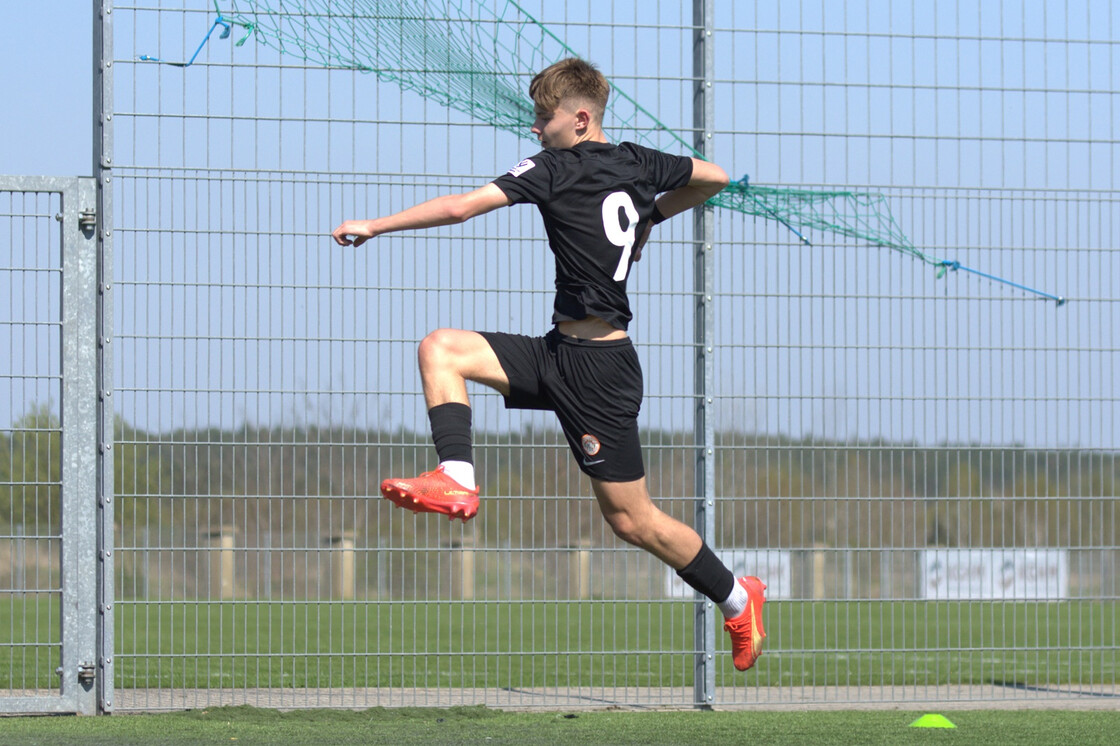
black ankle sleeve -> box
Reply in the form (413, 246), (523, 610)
(428, 402), (473, 464)
(676, 542), (735, 603)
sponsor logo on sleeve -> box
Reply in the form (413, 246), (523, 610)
(507, 158), (536, 177)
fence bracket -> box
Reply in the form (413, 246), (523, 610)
(78, 207), (97, 232)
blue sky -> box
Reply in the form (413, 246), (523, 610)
(2, 2), (1115, 449)
(1, 4), (93, 178)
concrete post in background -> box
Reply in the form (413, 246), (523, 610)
(207, 525), (237, 600)
(570, 539), (593, 600)
(813, 543), (828, 600)
(450, 532), (476, 600)
(327, 530), (357, 600)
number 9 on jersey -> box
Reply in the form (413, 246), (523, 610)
(602, 191), (639, 281)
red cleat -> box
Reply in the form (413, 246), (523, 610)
(724, 576), (767, 671)
(380, 466), (480, 522)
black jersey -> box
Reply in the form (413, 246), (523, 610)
(492, 141), (693, 330)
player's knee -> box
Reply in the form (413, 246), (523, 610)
(417, 329), (458, 370)
(604, 511), (651, 548)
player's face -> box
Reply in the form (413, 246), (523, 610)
(531, 104), (581, 149)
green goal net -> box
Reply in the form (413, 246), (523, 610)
(141, 0), (1065, 304)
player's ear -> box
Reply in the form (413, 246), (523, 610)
(573, 106), (592, 132)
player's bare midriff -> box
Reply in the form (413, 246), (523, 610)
(556, 315), (628, 341)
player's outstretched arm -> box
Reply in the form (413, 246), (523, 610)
(332, 183), (511, 247)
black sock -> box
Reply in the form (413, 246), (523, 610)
(428, 402), (473, 464)
(676, 542), (735, 603)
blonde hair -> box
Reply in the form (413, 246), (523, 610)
(529, 58), (610, 124)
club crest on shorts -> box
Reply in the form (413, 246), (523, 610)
(581, 434), (602, 457)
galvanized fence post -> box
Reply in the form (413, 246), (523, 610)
(93, 0), (115, 714)
(692, 0), (717, 709)
(61, 177), (102, 716)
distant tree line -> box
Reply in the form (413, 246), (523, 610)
(3, 406), (1116, 551)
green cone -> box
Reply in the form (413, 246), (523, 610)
(909, 713), (957, 729)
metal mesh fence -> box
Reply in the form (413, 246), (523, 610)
(1, 188), (64, 696)
(83, 0), (1120, 710)
(2, 175), (101, 715)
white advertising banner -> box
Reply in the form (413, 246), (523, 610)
(665, 549), (792, 600)
(919, 549), (1069, 600)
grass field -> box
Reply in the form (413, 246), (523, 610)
(3, 598), (1116, 693)
(3, 706), (1120, 745)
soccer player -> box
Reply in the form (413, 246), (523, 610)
(332, 58), (766, 671)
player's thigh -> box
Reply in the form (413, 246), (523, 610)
(420, 328), (510, 394)
(590, 476), (655, 521)
(591, 476), (702, 568)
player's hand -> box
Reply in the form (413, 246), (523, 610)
(331, 219), (378, 247)
(632, 223), (653, 262)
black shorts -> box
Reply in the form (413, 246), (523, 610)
(478, 328), (645, 482)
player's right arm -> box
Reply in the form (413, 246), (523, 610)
(332, 183), (511, 247)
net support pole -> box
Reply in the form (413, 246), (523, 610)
(93, 0), (116, 715)
(692, 0), (717, 710)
